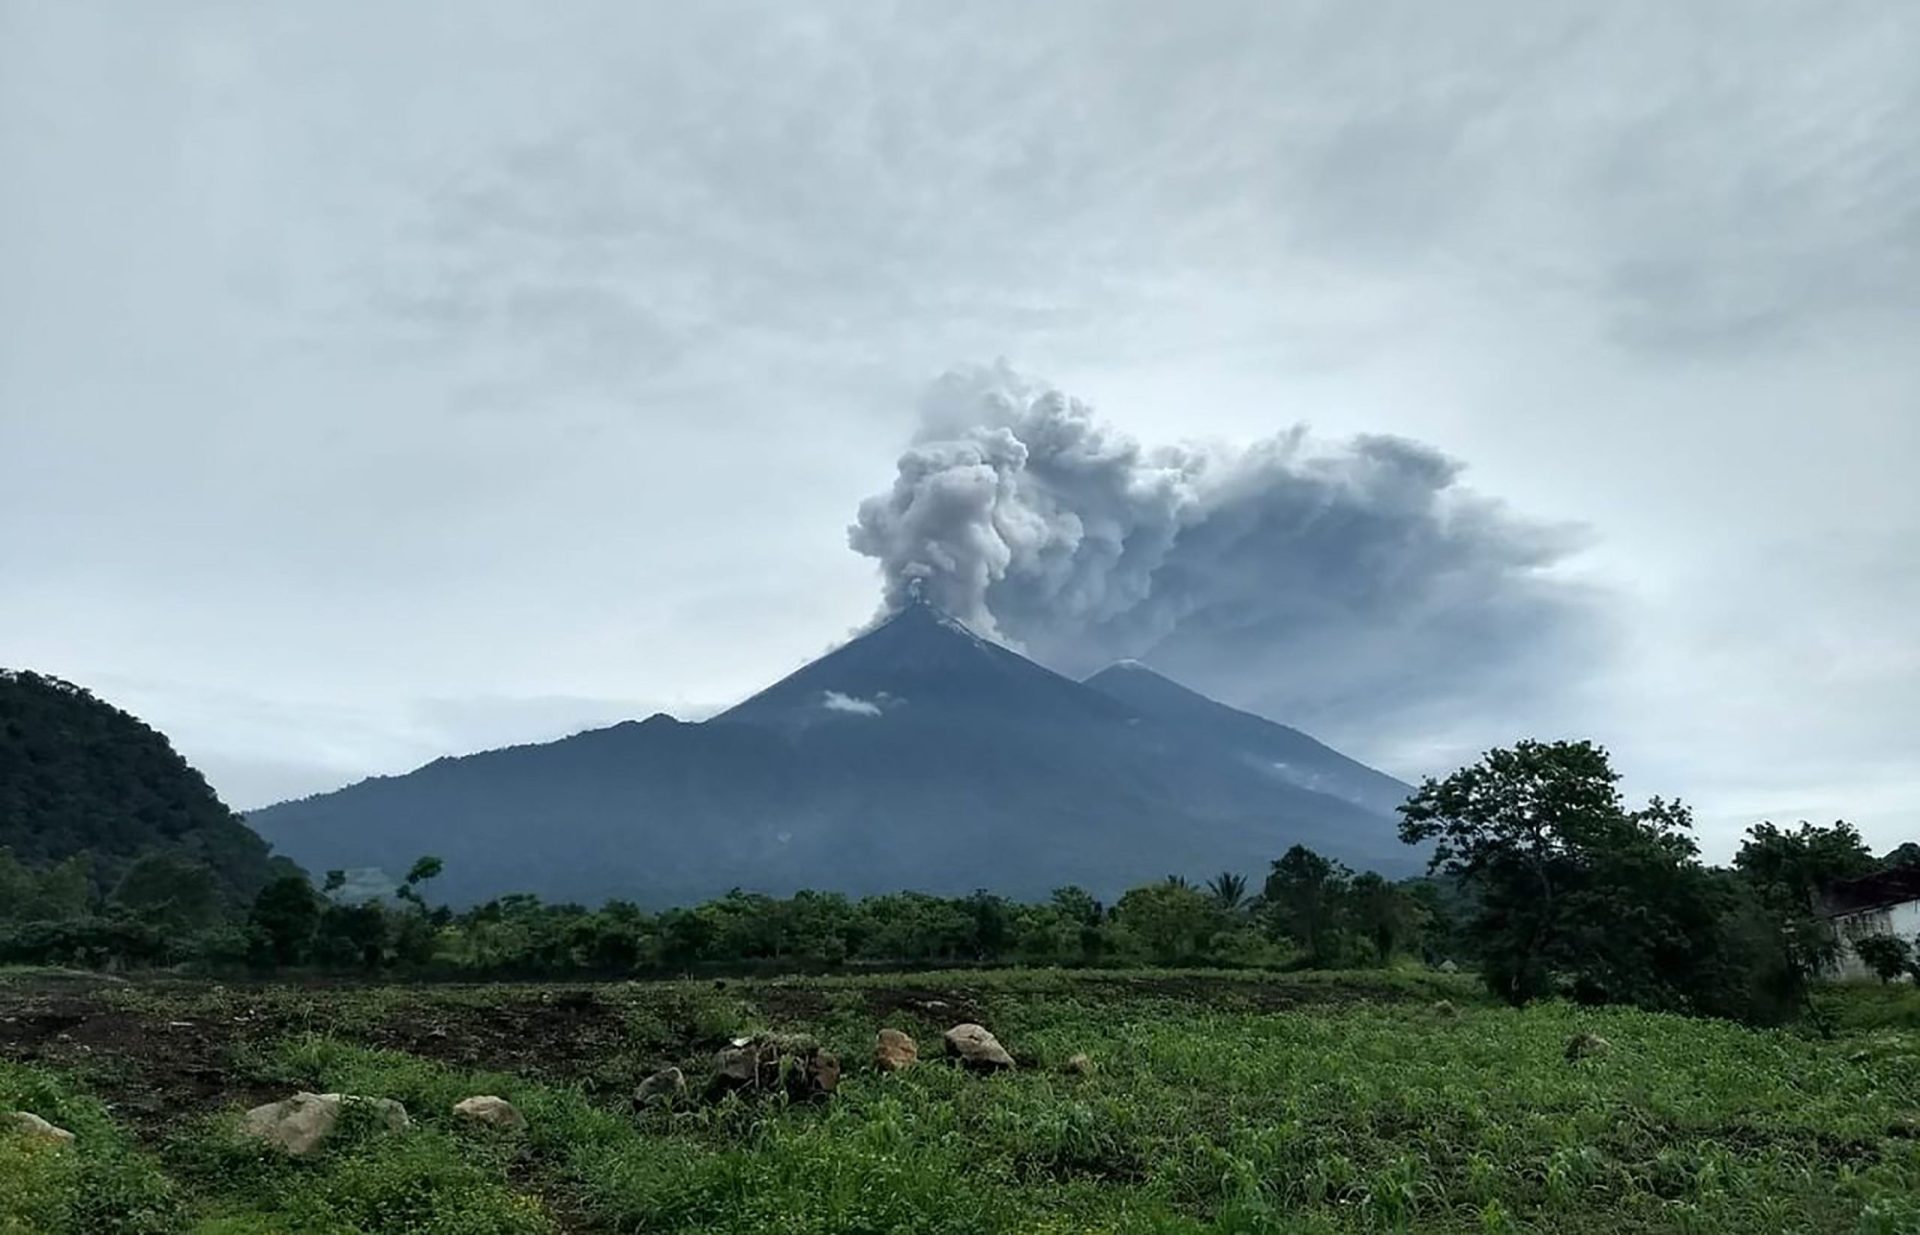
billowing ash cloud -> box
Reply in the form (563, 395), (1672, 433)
(850, 363), (1601, 744)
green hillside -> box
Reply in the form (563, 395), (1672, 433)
(0, 669), (278, 901)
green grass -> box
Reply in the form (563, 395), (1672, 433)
(0, 1060), (179, 1234)
(1819, 981), (1920, 1034)
(5, 972), (1919, 1233)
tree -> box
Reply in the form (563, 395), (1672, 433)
(396, 855), (445, 908)
(964, 890), (1013, 961)
(1049, 886), (1108, 962)
(1349, 873), (1420, 965)
(1731, 820), (1878, 1011)
(1262, 845), (1351, 966)
(249, 875), (322, 966)
(110, 853), (223, 934)
(1400, 740), (1714, 1007)
(1115, 881), (1220, 965)
(1050, 886), (1103, 927)
(315, 901), (391, 969)
(1206, 872), (1249, 913)
(1734, 822), (1876, 910)
(1879, 842), (1920, 870)
(1851, 934), (1914, 984)
(0, 849), (93, 923)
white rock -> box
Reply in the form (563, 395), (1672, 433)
(452, 1095), (525, 1132)
(943, 1023), (1015, 1071)
(6, 1111), (75, 1145)
(240, 1092), (410, 1156)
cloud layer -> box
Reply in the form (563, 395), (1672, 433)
(3, 3), (1915, 853)
(853, 365), (1599, 733)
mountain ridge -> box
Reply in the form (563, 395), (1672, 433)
(249, 603), (1418, 905)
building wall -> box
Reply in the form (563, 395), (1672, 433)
(1831, 898), (1920, 980)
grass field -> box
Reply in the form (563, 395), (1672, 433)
(2, 968), (1917, 1234)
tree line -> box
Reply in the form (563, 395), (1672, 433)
(2, 738), (1913, 1026)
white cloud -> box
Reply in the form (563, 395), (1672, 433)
(820, 691), (883, 718)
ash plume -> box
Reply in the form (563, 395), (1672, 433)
(850, 363), (1599, 742)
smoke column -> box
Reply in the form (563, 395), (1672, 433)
(850, 363), (1598, 741)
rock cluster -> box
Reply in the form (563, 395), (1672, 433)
(707, 1032), (841, 1102)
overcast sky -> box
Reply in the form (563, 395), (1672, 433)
(2, 2), (1915, 859)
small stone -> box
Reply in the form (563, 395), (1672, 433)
(943, 1023), (1014, 1072)
(6, 1111), (75, 1145)
(1564, 1032), (1612, 1062)
(809, 1050), (842, 1096)
(633, 1067), (687, 1105)
(1437, 959), (1459, 974)
(1431, 1000), (1458, 1018)
(874, 1028), (919, 1072)
(1062, 1053), (1094, 1076)
(452, 1095), (525, 1132)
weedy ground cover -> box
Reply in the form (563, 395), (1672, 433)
(1, 969), (1915, 1233)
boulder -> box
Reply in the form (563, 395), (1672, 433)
(707, 1033), (839, 1101)
(240, 1092), (410, 1156)
(633, 1066), (688, 1106)
(1431, 1000), (1458, 1018)
(1437, 959), (1459, 974)
(1564, 1032), (1612, 1062)
(6, 1111), (75, 1145)
(874, 1028), (919, 1072)
(1062, 1053), (1095, 1076)
(452, 1095), (525, 1132)
(943, 1023), (1014, 1072)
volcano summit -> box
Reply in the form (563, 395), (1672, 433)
(250, 599), (1416, 905)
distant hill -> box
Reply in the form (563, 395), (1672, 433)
(0, 669), (280, 899)
(251, 600), (1418, 905)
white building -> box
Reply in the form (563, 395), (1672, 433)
(1819, 868), (1920, 980)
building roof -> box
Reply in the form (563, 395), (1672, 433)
(1820, 866), (1920, 917)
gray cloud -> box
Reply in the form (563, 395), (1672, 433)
(852, 364), (1599, 732)
(3, 2), (1916, 856)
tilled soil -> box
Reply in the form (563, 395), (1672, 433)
(0, 969), (1435, 1143)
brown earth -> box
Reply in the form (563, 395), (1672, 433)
(0, 970), (1439, 1143)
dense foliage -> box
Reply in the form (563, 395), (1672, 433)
(0, 670), (280, 901)
(2, 721), (1913, 1028)
(1400, 740), (1916, 1023)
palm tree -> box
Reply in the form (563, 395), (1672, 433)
(1206, 871), (1249, 912)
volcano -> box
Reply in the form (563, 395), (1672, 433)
(249, 599), (1417, 905)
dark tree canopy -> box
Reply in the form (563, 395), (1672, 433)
(1734, 820), (1878, 911)
(0, 669), (279, 900)
(1850, 934), (1914, 985)
(1398, 740), (1726, 1009)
